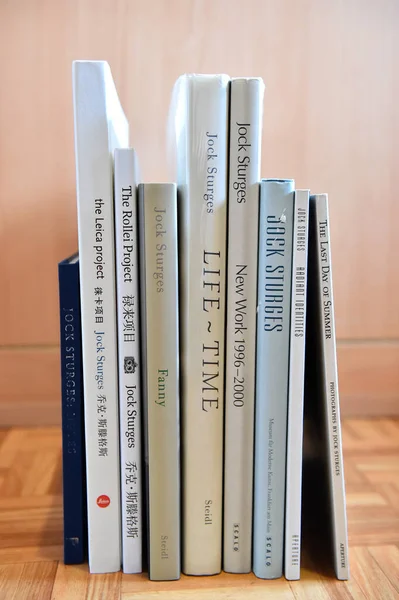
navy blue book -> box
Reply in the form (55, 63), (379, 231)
(58, 253), (87, 564)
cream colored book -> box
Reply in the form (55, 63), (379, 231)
(72, 60), (128, 574)
(139, 183), (180, 581)
(223, 77), (264, 574)
(171, 74), (229, 575)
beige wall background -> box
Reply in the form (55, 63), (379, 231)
(0, 0), (398, 425)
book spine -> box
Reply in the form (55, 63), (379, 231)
(176, 75), (229, 575)
(139, 183), (180, 581)
(58, 259), (86, 565)
(114, 149), (142, 573)
(313, 194), (349, 580)
(284, 190), (310, 580)
(73, 62), (124, 573)
(253, 179), (295, 579)
(223, 78), (264, 574)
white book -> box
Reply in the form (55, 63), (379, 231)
(72, 60), (128, 573)
(139, 183), (180, 581)
(284, 189), (310, 580)
(223, 77), (264, 574)
(114, 148), (142, 573)
(253, 179), (295, 579)
(307, 194), (349, 580)
(171, 74), (229, 575)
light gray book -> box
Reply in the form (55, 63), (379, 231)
(304, 194), (349, 580)
(138, 183), (180, 581)
(171, 74), (229, 575)
(253, 178), (295, 579)
(284, 189), (310, 580)
(223, 77), (264, 574)
(114, 148), (143, 573)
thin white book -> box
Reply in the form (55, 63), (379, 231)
(171, 74), (230, 575)
(284, 189), (310, 580)
(72, 60), (128, 573)
(223, 77), (264, 574)
(114, 148), (142, 573)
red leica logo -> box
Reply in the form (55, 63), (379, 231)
(96, 495), (110, 508)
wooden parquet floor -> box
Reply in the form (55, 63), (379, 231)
(0, 419), (398, 599)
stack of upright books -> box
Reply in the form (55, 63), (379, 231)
(58, 60), (349, 581)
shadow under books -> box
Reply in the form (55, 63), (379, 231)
(40, 452), (64, 561)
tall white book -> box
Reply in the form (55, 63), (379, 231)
(172, 74), (230, 575)
(114, 148), (142, 573)
(72, 60), (128, 573)
(223, 77), (264, 574)
(284, 189), (310, 580)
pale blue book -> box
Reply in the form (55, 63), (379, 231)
(253, 178), (295, 579)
